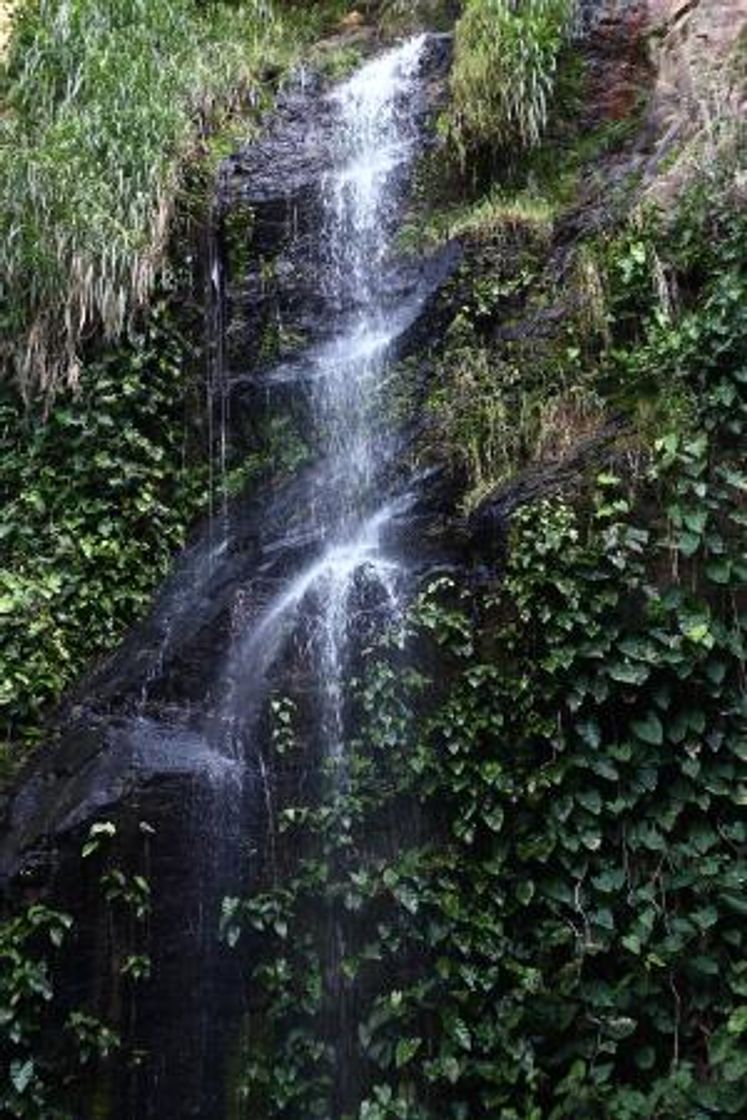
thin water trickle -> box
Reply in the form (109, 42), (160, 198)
(205, 203), (230, 556)
(220, 36), (428, 765)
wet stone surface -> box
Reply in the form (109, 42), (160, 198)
(0, 34), (460, 1120)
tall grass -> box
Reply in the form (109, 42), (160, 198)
(446, 0), (576, 163)
(0, 0), (325, 402)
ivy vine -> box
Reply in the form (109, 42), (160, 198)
(222, 171), (747, 1118)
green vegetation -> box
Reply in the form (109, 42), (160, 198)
(445, 0), (577, 165)
(0, 0), (335, 402)
(0, 0), (334, 766)
(0, 302), (207, 761)
(0, 292), (312, 764)
(378, 0), (456, 35)
(223, 175), (747, 1118)
(420, 218), (605, 509)
(2, 2), (746, 1116)
(1, 821), (150, 1119)
(412, 49), (649, 508)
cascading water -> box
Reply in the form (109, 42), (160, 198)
(0, 34), (454, 1120)
(221, 38), (428, 770)
(214, 46), (434, 1112)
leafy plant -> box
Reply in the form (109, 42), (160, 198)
(0, 302), (207, 759)
(0, 822), (154, 1117)
(0, 0), (335, 401)
(445, 0), (577, 163)
(221, 165), (747, 1119)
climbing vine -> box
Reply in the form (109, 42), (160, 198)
(0, 821), (152, 1119)
(0, 302), (208, 762)
(223, 173), (747, 1118)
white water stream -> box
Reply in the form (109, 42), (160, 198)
(222, 36), (427, 765)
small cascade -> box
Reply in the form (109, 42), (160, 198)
(221, 37), (428, 774)
(0, 33), (455, 1120)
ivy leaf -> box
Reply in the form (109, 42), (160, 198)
(395, 885), (419, 916)
(395, 1037), (422, 1068)
(576, 717), (601, 748)
(684, 622), (714, 647)
(516, 879), (535, 906)
(720, 893), (747, 918)
(617, 636), (655, 661)
(10, 1059), (34, 1095)
(581, 829), (602, 851)
(609, 662), (649, 685)
(678, 531), (701, 557)
(691, 907), (719, 931)
(452, 1018), (472, 1051)
(605, 1016), (636, 1040)
(705, 660), (727, 686)
(687, 955), (719, 977)
(683, 508), (707, 534)
(577, 789), (602, 815)
(635, 1046), (656, 1070)
(484, 806), (504, 833)
(706, 559), (732, 584)
(631, 713), (663, 745)
(441, 1056), (461, 1084)
(594, 907), (615, 931)
(727, 1008), (747, 1036)
(592, 868), (625, 893)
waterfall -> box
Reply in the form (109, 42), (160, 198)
(0, 35), (450, 1120)
(221, 37), (428, 768)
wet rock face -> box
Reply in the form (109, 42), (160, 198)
(577, 0), (747, 202)
(220, 35), (453, 384)
(643, 0), (747, 198)
(0, 37), (459, 1120)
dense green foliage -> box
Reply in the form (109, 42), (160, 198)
(446, 0), (576, 164)
(421, 219), (597, 509)
(0, 821), (151, 1118)
(0, 0), (337, 765)
(0, 0), (331, 400)
(223, 176), (747, 1117)
(0, 304), (207, 761)
(418, 46), (644, 509)
(2, 3), (745, 1117)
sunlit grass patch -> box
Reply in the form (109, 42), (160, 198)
(0, 0), (331, 403)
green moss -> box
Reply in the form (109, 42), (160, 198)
(223, 202), (257, 282)
(307, 41), (365, 82)
(379, 0), (458, 34)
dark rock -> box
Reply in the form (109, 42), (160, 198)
(0, 35), (461, 1120)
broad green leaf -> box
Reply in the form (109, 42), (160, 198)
(395, 1037), (422, 1068)
(631, 712), (663, 745)
(10, 1059), (34, 1095)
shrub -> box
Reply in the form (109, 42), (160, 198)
(0, 0), (321, 402)
(446, 0), (576, 163)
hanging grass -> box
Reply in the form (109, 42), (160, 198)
(0, 0), (330, 403)
(446, 0), (577, 164)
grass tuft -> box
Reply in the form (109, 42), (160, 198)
(445, 0), (577, 164)
(0, 0), (329, 403)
